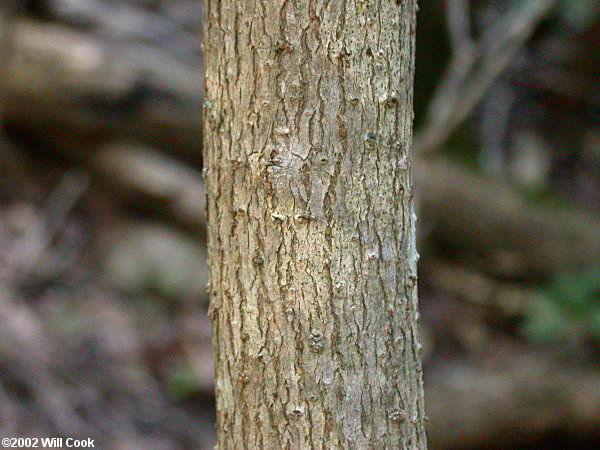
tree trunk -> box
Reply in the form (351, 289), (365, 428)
(203, 1), (426, 448)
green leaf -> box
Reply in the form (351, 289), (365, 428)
(167, 360), (199, 401)
(522, 296), (569, 343)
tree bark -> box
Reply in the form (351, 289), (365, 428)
(203, 1), (426, 448)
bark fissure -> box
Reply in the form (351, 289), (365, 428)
(204, 0), (426, 448)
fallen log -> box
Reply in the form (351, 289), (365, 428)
(423, 259), (531, 316)
(4, 20), (202, 164)
(416, 158), (600, 279)
(46, 0), (202, 60)
(425, 353), (600, 449)
(90, 142), (206, 235)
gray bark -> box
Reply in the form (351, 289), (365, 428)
(203, 1), (426, 448)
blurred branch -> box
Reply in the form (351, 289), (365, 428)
(91, 143), (206, 235)
(415, 0), (557, 156)
(4, 20), (202, 164)
(424, 259), (531, 316)
(416, 157), (600, 279)
(426, 352), (600, 449)
(446, 0), (474, 52)
(47, 0), (201, 60)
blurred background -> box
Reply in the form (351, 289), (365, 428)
(0, 0), (598, 449)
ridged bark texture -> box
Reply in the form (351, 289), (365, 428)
(203, 0), (426, 448)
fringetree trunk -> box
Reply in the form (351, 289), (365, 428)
(203, 1), (426, 448)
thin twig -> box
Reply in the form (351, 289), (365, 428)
(415, 0), (557, 157)
(446, 0), (474, 52)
